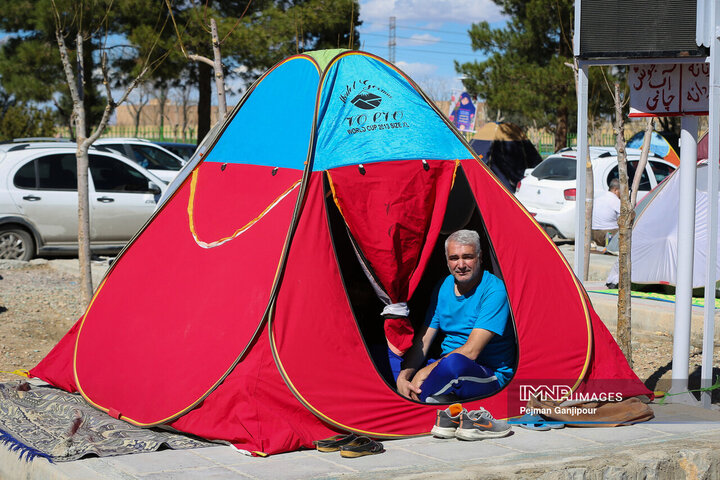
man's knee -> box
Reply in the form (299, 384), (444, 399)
(435, 352), (475, 376)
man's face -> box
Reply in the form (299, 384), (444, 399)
(446, 241), (481, 286)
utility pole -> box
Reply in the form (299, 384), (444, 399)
(389, 16), (396, 64)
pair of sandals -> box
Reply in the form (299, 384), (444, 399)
(313, 433), (384, 458)
(510, 413), (565, 431)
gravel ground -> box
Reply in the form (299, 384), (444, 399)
(0, 259), (89, 382)
(0, 259), (718, 402)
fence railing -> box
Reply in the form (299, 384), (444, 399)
(56, 125), (197, 144)
(58, 125), (619, 154)
(529, 132), (617, 158)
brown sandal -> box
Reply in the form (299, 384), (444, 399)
(313, 433), (358, 452)
(339, 436), (384, 458)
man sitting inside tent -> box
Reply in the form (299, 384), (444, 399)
(396, 230), (515, 403)
(592, 178), (621, 253)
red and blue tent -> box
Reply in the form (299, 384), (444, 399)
(31, 49), (650, 455)
(627, 130), (680, 167)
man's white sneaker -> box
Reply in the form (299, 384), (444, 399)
(430, 403), (466, 439)
(455, 407), (512, 440)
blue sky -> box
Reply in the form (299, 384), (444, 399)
(357, 0), (507, 100)
(0, 1), (507, 105)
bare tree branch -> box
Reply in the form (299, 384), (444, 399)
(210, 18), (226, 119)
(188, 53), (215, 67)
(55, 29), (80, 107)
(631, 118), (654, 206)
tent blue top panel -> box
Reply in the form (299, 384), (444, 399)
(204, 56), (319, 170)
(627, 131), (671, 157)
(312, 53), (472, 171)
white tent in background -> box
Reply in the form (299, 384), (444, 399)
(606, 160), (720, 288)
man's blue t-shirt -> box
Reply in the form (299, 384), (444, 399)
(425, 271), (516, 386)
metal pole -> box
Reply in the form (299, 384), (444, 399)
(388, 17), (396, 64)
(701, 0), (719, 409)
(574, 64), (589, 278)
(670, 115), (698, 401)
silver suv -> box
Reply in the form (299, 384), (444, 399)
(0, 142), (167, 260)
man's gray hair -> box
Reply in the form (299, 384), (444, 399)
(609, 178), (620, 190)
(445, 230), (481, 257)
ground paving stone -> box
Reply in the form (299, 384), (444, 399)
(2, 403), (720, 479)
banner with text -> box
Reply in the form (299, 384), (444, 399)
(629, 63), (709, 117)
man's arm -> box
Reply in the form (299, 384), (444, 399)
(396, 326), (437, 400)
(452, 327), (495, 361)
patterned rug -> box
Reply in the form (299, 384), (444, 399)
(588, 289), (720, 308)
(0, 381), (212, 462)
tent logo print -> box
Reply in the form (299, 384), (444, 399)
(351, 91), (382, 110)
(338, 80), (392, 108)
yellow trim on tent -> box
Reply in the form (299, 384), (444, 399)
(187, 169), (301, 248)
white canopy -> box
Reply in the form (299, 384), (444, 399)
(606, 161), (720, 288)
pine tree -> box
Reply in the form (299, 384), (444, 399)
(456, 0), (614, 150)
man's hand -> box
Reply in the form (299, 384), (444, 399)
(411, 362), (436, 390)
(395, 326), (438, 401)
(397, 375), (422, 400)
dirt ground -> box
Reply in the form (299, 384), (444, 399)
(0, 261), (86, 382)
(0, 259), (718, 402)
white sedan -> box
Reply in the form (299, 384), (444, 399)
(514, 147), (676, 240)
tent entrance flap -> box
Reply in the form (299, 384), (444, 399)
(325, 163), (518, 400)
(326, 159), (456, 355)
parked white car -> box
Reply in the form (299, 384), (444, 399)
(0, 142), (167, 260)
(514, 147), (676, 240)
(93, 138), (185, 183)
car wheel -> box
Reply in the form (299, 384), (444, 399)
(0, 227), (35, 261)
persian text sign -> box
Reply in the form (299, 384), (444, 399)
(629, 63), (709, 117)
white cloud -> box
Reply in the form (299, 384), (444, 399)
(362, 21), (388, 33)
(360, 0), (504, 24)
(399, 33), (441, 46)
(395, 61), (438, 77)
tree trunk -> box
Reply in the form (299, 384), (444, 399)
(210, 19), (227, 120)
(614, 83), (633, 367)
(55, 20), (150, 307)
(555, 105), (569, 151)
(75, 142), (93, 305)
(197, 62), (211, 143)
(72, 32), (94, 305)
(631, 118), (654, 206)
(157, 86), (169, 141)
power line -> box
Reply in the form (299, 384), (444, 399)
(359, 23), (474, 37)
(362, 32), (471, 47)
(397, 24), (473, 36)
(361, 44), (482, 59)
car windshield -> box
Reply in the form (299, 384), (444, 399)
(531, 156), (576, 181)
(164, 144), (195, 162)
(131, 145), (182, 170)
